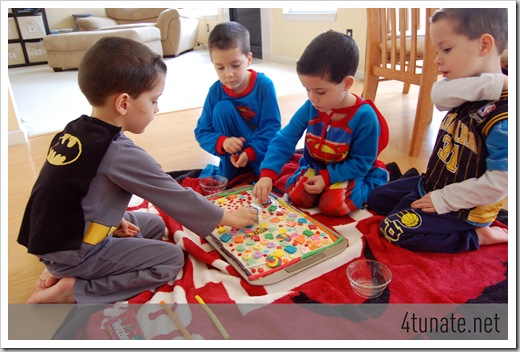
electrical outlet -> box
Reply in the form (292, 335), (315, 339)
(346, 29), (353, 37)
(206, 24), (210, 32)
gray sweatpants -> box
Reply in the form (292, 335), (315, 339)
(39, 212), (184, 304)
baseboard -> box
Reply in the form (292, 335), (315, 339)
(8, 129), (28, 146)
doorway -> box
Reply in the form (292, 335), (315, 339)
(229, 8), (262, 59)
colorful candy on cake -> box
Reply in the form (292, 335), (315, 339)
(206, 186), (345, 281)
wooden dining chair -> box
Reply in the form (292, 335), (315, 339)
(362, 8), (438, 156)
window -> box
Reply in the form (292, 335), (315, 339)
(282, 7), (337, 22)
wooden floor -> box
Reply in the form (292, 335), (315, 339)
(7, 80), (440, 306)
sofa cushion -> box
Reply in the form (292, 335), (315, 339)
(105, 8), (167, 23)
(44, 27), (161, 52)
(44, 27), (163, 70)
(77, 16), (118, 31)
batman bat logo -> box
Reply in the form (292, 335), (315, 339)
(46, 133), (82, 166)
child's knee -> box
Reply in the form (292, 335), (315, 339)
(378, 212), (426, 249)
(378, 213), (413, 244)
(213, 100), (237, 118)
(151, 213), (166, 227)
(144, 214), (167, 240)
(287, 182), (319, 209)
(212, 100), (244, 134)
(161, 245), (185, 280)
(124, 211), (167, 240)
(319, 190), (349, 217)
(318, 184), (358, 217)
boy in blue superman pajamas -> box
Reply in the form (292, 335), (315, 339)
(253, 31), (389, 217)
(195, 22), (281, 180)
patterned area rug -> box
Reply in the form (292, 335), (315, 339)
(52, 156), (508, 340)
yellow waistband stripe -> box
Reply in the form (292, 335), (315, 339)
(83, 222), (116, 245)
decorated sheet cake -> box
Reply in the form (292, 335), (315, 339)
(205, 186), (348, 285)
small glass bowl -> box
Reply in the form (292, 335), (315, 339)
(199, 175), (228, 195)
(346, 259), (392, 299)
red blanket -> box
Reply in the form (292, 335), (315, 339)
(69, 156), (507, 340)
(75, 199), (506, 340)
(125, 204), (507, 306)
(127, 154), (507, 305)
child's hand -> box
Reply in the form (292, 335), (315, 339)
(220, 207), (257, 228)
(231, 152), (248, 168)
(223, 136), (246, 155)
(411, 193), (437, 213)
(113, 218), (140, 237)
(303, 175), (325, 194)
(253, 177), (273, 204)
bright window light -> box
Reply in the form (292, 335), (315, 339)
(283, 7), (337, 14)
(282, 7), (337, 22)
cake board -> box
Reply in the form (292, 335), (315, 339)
(204, 185), (349, 286)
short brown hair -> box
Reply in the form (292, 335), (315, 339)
(296, 30), (359, 84)
(208, 21), (250, 57)
(78, 37), (167, 106)
(431, 8), (508, 54)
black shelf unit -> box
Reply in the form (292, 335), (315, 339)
(8, 8), (50, 68)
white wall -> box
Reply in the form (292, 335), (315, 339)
(45, 8), (105, 30)
(197, 8), (367, 74)
(269, 8), (366, 74)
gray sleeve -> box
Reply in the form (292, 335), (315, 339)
(105, 136), (223, 237)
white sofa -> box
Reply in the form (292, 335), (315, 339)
(44, 26), (162, 71)
(75, 8), (200, 57)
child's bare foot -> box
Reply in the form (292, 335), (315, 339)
(36, 268), (59, 289)
(476, 226), (508, 245)
(27, 277), (76, 304)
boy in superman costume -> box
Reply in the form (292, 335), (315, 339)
(195, 21), (281, 181)
(253, 31), (389, 217)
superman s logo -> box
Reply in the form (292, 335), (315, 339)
(236, 105), (256, 122)
(47, 133), (82, 166)
(305, 134), (348, 163)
